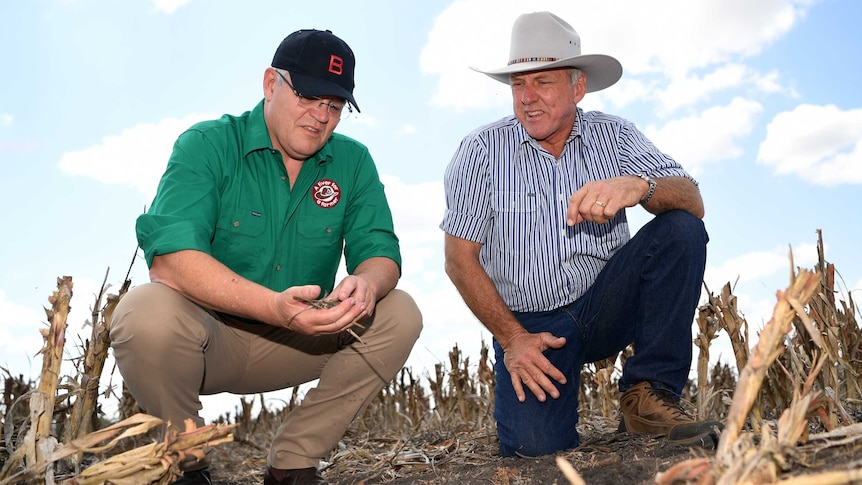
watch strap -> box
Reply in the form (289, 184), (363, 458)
(637, 174), (657, 205)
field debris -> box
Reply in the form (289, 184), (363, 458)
(1, 230), (860, 484)
(652, 232), (861, 485)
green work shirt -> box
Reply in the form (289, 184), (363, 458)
(136, 100), (401, 295)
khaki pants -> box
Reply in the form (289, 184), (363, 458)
(110, 282), (422, 470)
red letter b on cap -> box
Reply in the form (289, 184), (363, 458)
(329, 55), (343, 75)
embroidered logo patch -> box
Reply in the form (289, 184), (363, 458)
(312, 179), (341, 208)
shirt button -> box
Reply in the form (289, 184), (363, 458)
(325, 227), (332, 233)
(275, 264), (281, 271)
(281, 175), (287, 181)
(233, 221), (240, 228)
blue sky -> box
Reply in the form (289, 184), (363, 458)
(2, 0), (860, 420)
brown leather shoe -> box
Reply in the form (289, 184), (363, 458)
(264, 465), (327, 485)
(618, 381), (723, 448)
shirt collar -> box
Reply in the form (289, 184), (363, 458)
(515, 107), (585, 153)
(243, 99), (334, 166)
(569, 107), (585, 143)
(242, 100), (273, 158)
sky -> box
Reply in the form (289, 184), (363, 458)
(1, 0), (861, 422)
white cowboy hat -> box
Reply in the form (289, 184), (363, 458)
(472, 11), (623, 93)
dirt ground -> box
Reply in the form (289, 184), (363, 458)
(203, 420), (862, 485)
(207, 432), (696, 484)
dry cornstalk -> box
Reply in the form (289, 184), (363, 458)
(719, 362), (826, 485)
(592, 357), (616, 419)
(705, 280), (760, 431)
(0, 413), (234, 485)
(69, 274), (130, 445)
(652, 269), (822, 485)
(715, 281), (750, 374)
(449, 346), (471, 423)
(60, 416), (235, 485)
(8, 276), (74, 477)
(0, 411), (233, 485)
(770, 468), (862, 485)
(717, 269), (820, 457)
(716, 281), (765, 434)
(695, 292), (721, 420)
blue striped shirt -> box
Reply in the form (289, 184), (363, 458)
(440, 108), (695, 312)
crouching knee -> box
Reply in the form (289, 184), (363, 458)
(110, 282), (205, 354)
(376, 288), (423, 343)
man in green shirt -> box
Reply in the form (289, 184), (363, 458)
(110, 29), (423, 485)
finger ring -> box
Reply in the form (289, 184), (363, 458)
(595, 200), (606, 207)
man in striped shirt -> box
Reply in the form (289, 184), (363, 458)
(440, 11), (723, 457)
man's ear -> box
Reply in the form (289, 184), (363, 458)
(263, 68), (278, 100)
(573, 73), (587, 104)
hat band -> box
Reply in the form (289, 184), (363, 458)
(508, 56), (559, 65)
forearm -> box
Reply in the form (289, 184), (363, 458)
(352, 256), (400, 301)
(642, 176), (704, 218)
(149, 249), (278, 322)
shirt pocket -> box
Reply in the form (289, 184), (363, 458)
(296, 215), (344, 284)
(490, 191), (538, 255)
(212, 207), (267, 276)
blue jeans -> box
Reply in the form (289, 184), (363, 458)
(493, 210), (708, 457)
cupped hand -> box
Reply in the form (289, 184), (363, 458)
(331, 274), (376, 319)
(271, 285), (365, 335)
(502, 332), (567, 402)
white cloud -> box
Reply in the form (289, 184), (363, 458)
(757, 104), (862, 185)
(705, 241), (819, 290)
(606, 1), (809, 76)
(654, 64), (788, 115)
(754, 70), (796, 97)
(421, 0), (815, 112)
(57, 114), (212, 200)
(419, 0), (517, 110)
(152, 0), (191, 14)
(0, 290), (45, 376)
(606, 78), (654, 110)
(645, 97), (763, 174)
(381, 176), (445, 247)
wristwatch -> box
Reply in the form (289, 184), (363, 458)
(635, 174), (657, 205)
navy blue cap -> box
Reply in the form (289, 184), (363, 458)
(272, 29), (359, 112)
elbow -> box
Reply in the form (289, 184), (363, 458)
(148, 258), (166, 283)
(694, 196), (705, 219)
(443, 257), (457, 282)
(444, 252), (469, 287)
(148, 254), (179, 288)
